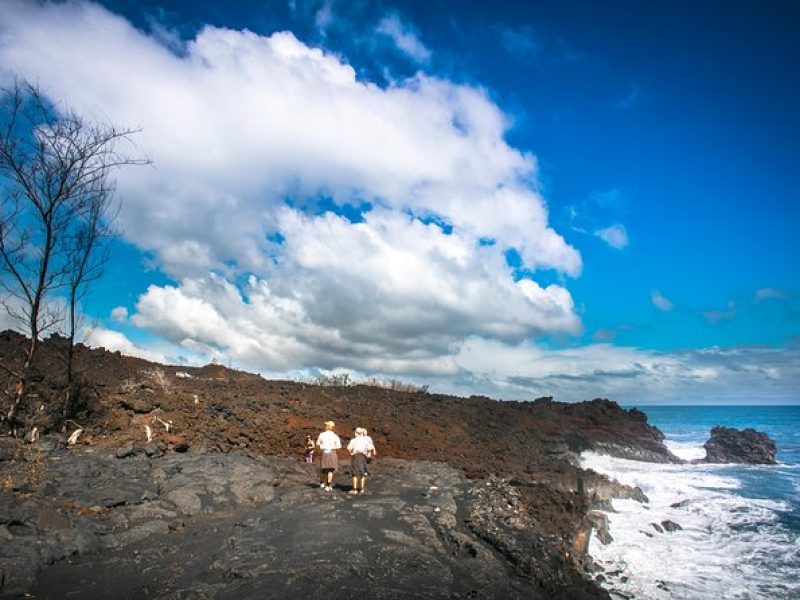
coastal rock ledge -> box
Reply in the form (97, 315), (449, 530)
(699, 426), (778, 464)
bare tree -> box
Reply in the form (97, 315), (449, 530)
(0, 80), (145, 434)
(62, 182), (118, 421)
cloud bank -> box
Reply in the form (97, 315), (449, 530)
(448, 340), (800, 405)
(0, 0), (580, 377)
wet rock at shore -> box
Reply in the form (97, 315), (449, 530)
(650, 522), (664, 533)
(648, 520), (682, 534)
(661, 519), (682, 532)
(587, 511), (613, 545)
(699, 426), (778, 464)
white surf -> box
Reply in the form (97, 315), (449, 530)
(580, 445), (799, 599)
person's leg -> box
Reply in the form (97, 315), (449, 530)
(358, 476), (366, 493)
(326, 470), (334, 488)
(349, 475), (359, 494)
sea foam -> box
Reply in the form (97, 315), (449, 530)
(664, 439), (707, 462)
(581, 451), (800, 599)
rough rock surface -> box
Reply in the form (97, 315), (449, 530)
(1, 447), (607, 599)
(700, 426), (778, 464)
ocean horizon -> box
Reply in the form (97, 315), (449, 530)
(582, 404), (800, 599)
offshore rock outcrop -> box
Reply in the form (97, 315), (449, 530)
(699, 426), (778, 464)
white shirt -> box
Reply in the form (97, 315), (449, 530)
(317, 430), (341, 453)
(347, 435), (375, 455)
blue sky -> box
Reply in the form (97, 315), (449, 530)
(0, 0), (798, 404)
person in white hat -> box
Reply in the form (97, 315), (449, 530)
(347, 427), (376, 495)
(316, 421), (341, 491)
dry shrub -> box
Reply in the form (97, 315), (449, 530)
(313, 373), (352, 387)
(363, 378), (429, 394)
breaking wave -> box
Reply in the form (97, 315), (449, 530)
(581, 451), (800, 599)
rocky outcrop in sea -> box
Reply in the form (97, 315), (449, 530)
(698, 425), (778, 464)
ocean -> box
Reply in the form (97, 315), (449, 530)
(580, 405), (800, 600)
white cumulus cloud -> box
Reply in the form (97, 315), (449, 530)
(0, 0), (582, 379)
(84, 327), (168, 364)
(110, 306), (129, 323)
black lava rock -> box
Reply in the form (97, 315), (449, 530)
(701, 426), (777, 464)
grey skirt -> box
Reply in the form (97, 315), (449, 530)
(351, 453), (368, 477)
(320, 451), (338, 471)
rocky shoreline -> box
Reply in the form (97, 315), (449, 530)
(0, 332), (779, 598)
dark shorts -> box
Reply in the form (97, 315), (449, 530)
(351, 453), (368, 477)
(320, 451), (338, 471)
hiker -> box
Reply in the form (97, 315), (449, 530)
(362, 428), (376, 476)
(347, 427), (376, 495)
(304, 434), (315, 464)
(316, 421), (341, 491)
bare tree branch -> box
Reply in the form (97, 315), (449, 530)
(0, 78), (149, 434)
